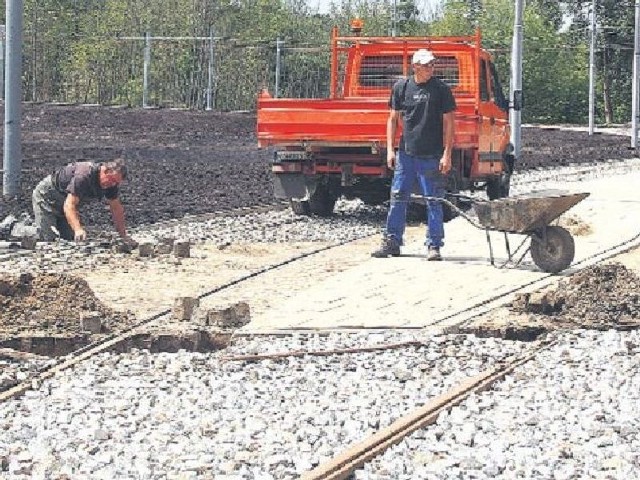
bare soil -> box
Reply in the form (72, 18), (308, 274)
(0, 272), (134, 337)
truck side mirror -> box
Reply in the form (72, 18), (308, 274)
(513, 90), (524, 111)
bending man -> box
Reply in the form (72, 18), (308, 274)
(32, 158), (136, 245)
(372, 49), (456, 261)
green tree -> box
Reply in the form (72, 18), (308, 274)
(434, 0), (590, 123)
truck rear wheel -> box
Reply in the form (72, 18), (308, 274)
(308, 186), (337, 216)
(290, 199), (311, 215)
(289, 186), (336, 217)
(487, 172), (511, 200)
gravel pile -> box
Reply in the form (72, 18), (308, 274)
(138, 201), (384, 246)
(362, 329), (640, 479)
(0, 332), (530, 478)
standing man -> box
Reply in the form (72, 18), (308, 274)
(371, 49), (456, 261)
(32, 158), (137, 246)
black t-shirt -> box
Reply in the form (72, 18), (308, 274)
(389, 76), (456, 158)
(52, 162), (119, 201)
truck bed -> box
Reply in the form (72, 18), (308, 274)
(257, 95), (479, 149)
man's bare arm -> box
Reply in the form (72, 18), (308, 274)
(63, 194), (85, 240)
(386, 109), (401, 169)
(440, 111), (455, 174)
(107, 198), (128, 238)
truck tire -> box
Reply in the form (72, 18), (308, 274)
(290, 187), (336, 217)
(308, 186), (336, 217)
(487, 172), (511, 200)
(530, 226), (575, 273)
(407, 202), (458, 223)
(290, 199), (311, 215)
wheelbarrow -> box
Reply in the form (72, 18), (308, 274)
(413, 190), (590, 273)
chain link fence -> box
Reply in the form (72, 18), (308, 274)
(11, 28), (333, 111)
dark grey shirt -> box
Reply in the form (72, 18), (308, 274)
(52, 162), (119, 201)
(389, 77), (456, 158)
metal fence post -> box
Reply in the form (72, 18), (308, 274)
(588, 0), (597, 135)
(143, 32), (151, 108)
(0, 25), (5, 101)
(275, 38), (284, 98)
(632, 0), (639, 149)
(3, 0), (23, 198)
(207, 27), (214, 111)
(509, 0), (524, 162)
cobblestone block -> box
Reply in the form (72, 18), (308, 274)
(205, 302), (251, 328)
(137, 242), (155, 258)
(173, 297), (200, 321)
(173, 240), (191, 258)
(156, 237), (175, 255)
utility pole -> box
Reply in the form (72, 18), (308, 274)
(509, 0), (524, 162)
(275, 38), (284, 99)
(391, 0), (397, 37)
(588, 0), (597, 135)
(632, 0), (640, 149)
(3, 0), (23, 198)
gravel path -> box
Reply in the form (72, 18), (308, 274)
(0, 332), (530, 478)
(361, 329), (640, 480)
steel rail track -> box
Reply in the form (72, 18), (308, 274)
(301, 338), (558, 480)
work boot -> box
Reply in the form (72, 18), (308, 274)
(371, 236), (400, 258)
(427, 246), (442, 261)
(0, 214), (17, 239)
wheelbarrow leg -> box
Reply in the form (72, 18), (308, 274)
(485, 229), (495, 266)
(503, 232), (512, 262)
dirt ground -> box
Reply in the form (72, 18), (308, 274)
(1, 104), (639, 343)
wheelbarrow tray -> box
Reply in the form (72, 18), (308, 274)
(473, 190), (590, 233)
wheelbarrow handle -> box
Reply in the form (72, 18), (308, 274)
(409, 194), (487, 230)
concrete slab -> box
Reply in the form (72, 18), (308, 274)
(243, 170), (640, 331)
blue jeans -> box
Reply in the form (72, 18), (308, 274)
(385, 151), (445, 248)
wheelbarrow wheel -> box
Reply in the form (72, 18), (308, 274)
(530, 226), (575, 273)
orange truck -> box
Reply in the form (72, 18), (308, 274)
(257, 22), (514, 217)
